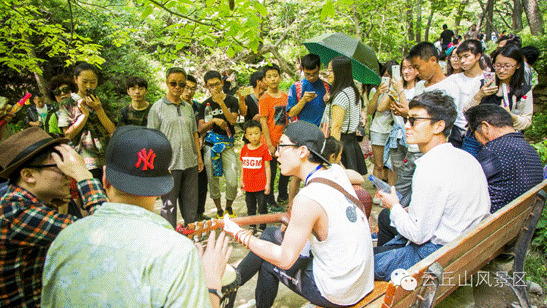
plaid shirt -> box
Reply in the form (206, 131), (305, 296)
(0, 179), (107, 307)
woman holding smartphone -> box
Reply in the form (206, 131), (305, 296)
(467, 44), (533, 131)
(322, 56), (367, 175)
(57, 62), (115, 179)
(367, 61), (397, 183)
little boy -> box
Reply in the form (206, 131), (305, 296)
(240, 120), (271, 231)
(259, 64), (289, 212)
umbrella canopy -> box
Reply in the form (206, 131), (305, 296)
(303, 32), (381, 85)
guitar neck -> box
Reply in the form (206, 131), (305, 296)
(176, 213), (290, 239)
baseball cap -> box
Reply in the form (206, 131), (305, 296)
(283, 121), (330, 165)
(104, 126), (173, 196)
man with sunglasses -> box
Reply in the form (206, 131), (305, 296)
(0, 127), (107, 307)
(373, 91), (490, 281)
(148, 67), (204, 228)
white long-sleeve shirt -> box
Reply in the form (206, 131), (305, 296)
(390, 143), (491, 245)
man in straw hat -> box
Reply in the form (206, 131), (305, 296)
(223, 120), (374, 308)
(41, 126), (231, 307)
(0, 127), (108, 307)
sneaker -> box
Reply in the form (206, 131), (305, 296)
(269, 203), (285, 212)
(277, 195), (288, 205)
(226, 207), (237, 218)
(216, 210), (224, 219)
(197, 213), (210, 221)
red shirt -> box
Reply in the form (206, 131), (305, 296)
(240, 143), (272, 192)
(259, 91), (288, 147)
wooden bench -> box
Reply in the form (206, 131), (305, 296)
(338, 179), (547, 308)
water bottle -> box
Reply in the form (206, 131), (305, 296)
(369, 175), (402, 200)
(204, 103), (213, 122)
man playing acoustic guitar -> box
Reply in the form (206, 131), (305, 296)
(224, 120), (374, 308)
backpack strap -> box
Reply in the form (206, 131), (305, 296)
(308, 177), (367, 216)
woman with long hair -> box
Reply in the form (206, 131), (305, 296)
(387, 56), (420, 184)
(367, 60), (396, 183)
(446, 46), (463, 76)
(467, 44), (533, 131)
(322, 56), (367, 175)
(57, 62), (115, 179)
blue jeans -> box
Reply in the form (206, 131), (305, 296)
(374, 235), (443, 281)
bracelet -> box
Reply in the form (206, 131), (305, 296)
(208, 288), (223, 299)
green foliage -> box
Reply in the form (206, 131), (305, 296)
(524, 111), (547, 144)
(0, 0), (103, 74)
(521, 33), (547, 83)
(525, 249), (547, 291)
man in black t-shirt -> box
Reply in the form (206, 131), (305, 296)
(198, 70), (240, 219)
(440, 24), (454, 52)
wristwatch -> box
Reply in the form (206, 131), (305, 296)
(208, 288), (223, 299)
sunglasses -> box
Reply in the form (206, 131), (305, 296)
(404, 116), (435, 126)
(52, 86), (71, 96)
(169, 81), (186, 88)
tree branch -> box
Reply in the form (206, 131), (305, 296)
(147, 0), (218, 29)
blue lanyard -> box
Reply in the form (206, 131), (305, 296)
(305, 164), (323, 185)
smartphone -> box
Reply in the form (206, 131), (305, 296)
(483, 72), (495, 86)
(381, 76), (390, 86)
(391, 65), (401, 80)
(304, 91), (316, 95)
(85, 88), (96, 97)
(0, 97), (8, 110)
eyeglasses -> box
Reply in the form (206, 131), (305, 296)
(405, 116), (435, 126)
(493, 64), (517, 71)
(185, 87), (197, 92)
(276, 143), (299, 153)
(52, 86), (71, 96)
(168, 81), (187, 88)
(206, 82), (222, 88)
(27, 164), (58, 169)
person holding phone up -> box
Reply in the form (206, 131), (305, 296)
(466, 44), (533, 131)
(57, 62), (115, 179)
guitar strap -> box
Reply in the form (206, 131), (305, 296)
(307, 177), (367, 216)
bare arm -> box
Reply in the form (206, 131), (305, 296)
(86, 95), (115, 135)
(238, 195), (322, 269)
(288, 92), (317, 118)
(194, 132), (204, 172)
(260, 116), (275, 154)
(237, 90), (248, 117)
(264, 160), (271, 195)
(330, 105), (345, 141)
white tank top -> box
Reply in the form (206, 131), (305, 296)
(298, 164), (374, 305)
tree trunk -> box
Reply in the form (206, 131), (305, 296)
(424, 4), (436, 42)
(416, 0), (422, 42)
(485, 0), (495, 42)
(454, 0), (470, 35)
(513, 0), (523, 31)
(403, 3), (414, 55)
(521, 0), (545, 35)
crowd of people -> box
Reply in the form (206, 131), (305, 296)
(0, 25), (545, 308)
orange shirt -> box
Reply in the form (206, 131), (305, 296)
(258, 91), (288, 147)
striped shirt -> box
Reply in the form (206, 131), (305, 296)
(323, 87), (361, 134)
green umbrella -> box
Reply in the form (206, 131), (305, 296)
(303, 32), (381, 85)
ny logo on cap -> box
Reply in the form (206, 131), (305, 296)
(135, 148), (156, 170)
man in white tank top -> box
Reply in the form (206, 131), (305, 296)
(224, 121), (374, 307)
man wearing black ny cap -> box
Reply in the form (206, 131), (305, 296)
(223, 121), (374, 307)
(42, 126), (231, 308)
